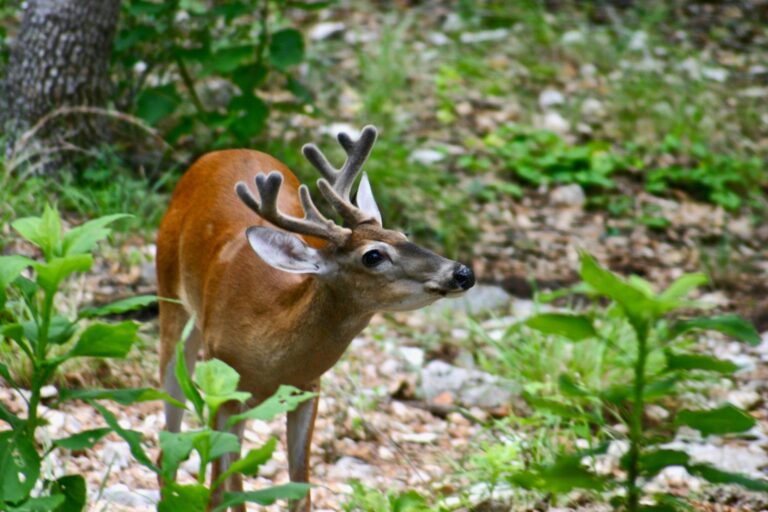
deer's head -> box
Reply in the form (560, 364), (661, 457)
(236, 126), (474, 313)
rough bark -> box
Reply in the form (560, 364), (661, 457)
(2, 0), (121, 161)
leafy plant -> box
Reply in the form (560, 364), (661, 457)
(342, 481), (435, 512)
(513, 253), (766, 510)
(114, 0), (318, 148)
(0, 205), (157, 509)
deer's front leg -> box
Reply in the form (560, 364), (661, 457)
(287, 381), (320, 512)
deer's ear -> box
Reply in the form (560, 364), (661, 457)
(246, 227), (330, 274)
(356, 172), (382, 226)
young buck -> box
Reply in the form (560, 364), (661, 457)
(156, 125), (475, 510)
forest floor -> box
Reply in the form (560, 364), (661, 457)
(2, 1), (768, 510)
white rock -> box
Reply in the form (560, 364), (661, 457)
(398, 346), (425, 368)
(309, 22), (345, 41)
(580, 98), (605, 120)
(40, 385), (58, 399)
(561, 30), (584, 44)
(99, 441), (132, 469)
(408, 148), (445, 165)
(395, 432), (438, 444)
(727, 389), (761, 410)
(539, 88), (565, 109)
(318, 123), (360, 140)
(541, 111), (570, 134)
(628, 30), (648, 50)
(702, 67), (728, 82)
(550, 184), (586, 207)
(580, 63), (597, 78)
(460, 29), (509, 44)
(102, 484), (159, 507)
(180, 450), (202, 476)
(428, 32), (450, 46)
(420, 360), (519, 409)
(328, 456), (375, 480)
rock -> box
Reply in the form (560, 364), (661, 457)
(99, 441), (132, 469)
(459, 29), (509, 44)
(539, 88), (565, 109)
(702, 67), (728, 82)
(309, 22), (345, 41)
(328, 456), (376, 480)
(424, 284), (510, 316)
(727, 389), (761, 410)
(102, 484), (159, 507)
(40, 385), (58, 399)
(398, 346), (425, 368)
(561, 30), (584, 45)
(428, 32), (450, 46)
(408, 148), (445, 165)
(665, 441), (768, 477)
(540, 111), (570, 134)
(394, 432), (438, 444)
(420, 360), (519, 410)
(318, 123), (360, 140)
(580, 98), (605, 121)
(628, 30), (648, 50)
(550, 184), (586, 207)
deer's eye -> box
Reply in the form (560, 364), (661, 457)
(362, 249), (385, 267)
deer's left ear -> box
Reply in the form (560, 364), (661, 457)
(356, 173), (382, 226)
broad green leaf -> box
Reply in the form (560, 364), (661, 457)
(558, 374), (592, 398)
(525, 313), (597, 341)
(191, 430), (240, 464)
(659, 273), (708, 302)
(231, 63), (267, 95)
(203, 45), (254, 75)
(12, 204), (62, 259)
(137, 84), (181, 125)
(228, 94), (268, 142)
(214, 483), (311, 511)
(90, 402), (156, 471)
(62, 214), (130, 256)
(215, 437), (277, 487)
(69, 321), (138, 358)
(159, 431), (197, 476)
(227, 385), (315, 428)
(20, 316), (76, 346)
(665, 352), (739, 374)
(59, 387), (184, 408)
(269, 28), (304, 71)
(0, 255), (34, 307)
(175, 324), (205, 420)
(159, 483), (210, 512)
(0, 362), (14, 386)
(0, 431), (40, 502)
(35, 255), (93, 295)
(79, 295), (157, 318)
(53, 428), (112, 451)
(179, 0), (207, 13)
(51, 474), (87, 512)
(579, 252), (655, 330)
(509, 453), (605, 493)
(0, 400), (22, 428)
(688, 463), (768, 491)
(676, 405), (755, 436)
(634, 449), (689, 477)
(195, 359), (251, 418)
(7, 495), (65, 511)
(670, 315), (760, 346)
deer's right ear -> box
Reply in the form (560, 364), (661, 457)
(246, 227), (330, 274)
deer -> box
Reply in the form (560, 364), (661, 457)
(156, 125), (475, 511)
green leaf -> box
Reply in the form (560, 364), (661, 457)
(69, 321), (138, 358)
(231, 63), (267, 95)
(79, 295), (157, 319)
(159, 483), (210, 512)
(269, 28), (304, 71)
(214, 483), (311, 511)
(195, 359), (251, 419)
(90, 402), (157, 471)
(62, 214), (130, 256)
(558, 374), (592, 398)
(688, 463), (768, 491)
(0, 255), (34, 307)
(136, 84), (181, 125)
(635, 449), (690, 477)
(666, 352), (739, 374)
(228, 94), (268, 142)
(215, 437), (277, 487)
(510, 453), (605, 493)
(11, 204), (62, 260)
(204, 45), (254, 75)
(0, 431), (40, 502)
(59, 387), (183, 408)
(35, 255), (93, 295)
(192, 430), (240, 465)
(670, 315), (760, 346)
(676, 405), (755, 436)
(525, 313), (597, 341)
(51, 474), (87, 512)
(227, 385), (314, 428)
(159, 431), (197, 477)
(175, 323), (205, 420)
(53, 428), (112, 451)
(658, 273), (708, 302)
(7, 495), (66, 511)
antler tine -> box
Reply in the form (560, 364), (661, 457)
(335, 125), (377, 198)
(235, 172), (350, 246)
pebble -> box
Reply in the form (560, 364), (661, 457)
(101, 484), (159, 507)
(309, 21), (345, 41)
(408, 148), (445, 165)
(550, 184), (586, 207)
(539, 88), (565, 109)
(328, 456), (376, 480)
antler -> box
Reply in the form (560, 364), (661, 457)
(236, 172), (351, 246)
(302, 125), (378, 226)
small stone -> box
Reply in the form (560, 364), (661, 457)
(408, 149), (445, 165)
(432, 391), (455, 407)
(727, 389), (761, 410)
(102, 484), (159, 507)
(539, 88), (565, 109)
(550, 184), (586, 207)
(328, 456), (375, 480)
(395, 432), (438, 444)
(99, 441), (131, 469)
(309, 22), (345, 41)
(40, 385), (58, 399)
(580, 98), (605, 121)
(459, 29), (508, 44)
(541, 111), (570, 134)
(398, 346), (425, 368)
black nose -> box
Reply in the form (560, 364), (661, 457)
(453, 265), (475, 290)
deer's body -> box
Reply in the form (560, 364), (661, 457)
(157, 127), (474, 510)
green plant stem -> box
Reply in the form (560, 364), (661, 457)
(175, 56), (206, 116)
(626, 323), (649, 512)
(26, 288), (55, 435)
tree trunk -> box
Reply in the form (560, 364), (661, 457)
(2, 0), (121, 164)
